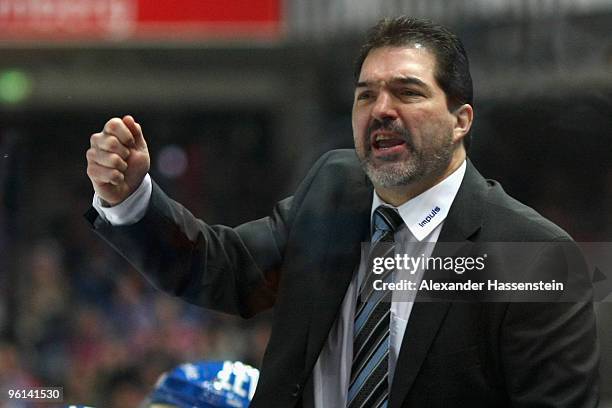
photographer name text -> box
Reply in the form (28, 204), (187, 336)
(373, 279), (564, 292)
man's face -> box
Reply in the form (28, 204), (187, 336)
(352, 46), (458, 188)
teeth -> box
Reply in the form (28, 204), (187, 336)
(375, 134), (395, 142)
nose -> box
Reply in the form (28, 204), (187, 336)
(371, 91), (398, 122)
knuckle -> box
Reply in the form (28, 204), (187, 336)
(110, 170), (124, 183)
(107, 137), (119, 150)
(120, 148), (130, 159)
(90, 133), (100, 146)
(111, 155), (124, 168)
(105, 117), (121, 131)
(86, 149), (96, 162)
(87, 164), (98, 179)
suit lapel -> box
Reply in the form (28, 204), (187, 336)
(302, 171), (373, 376)
(389, 160), (487, 408)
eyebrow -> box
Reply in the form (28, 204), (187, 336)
(355, 76), (428, 89)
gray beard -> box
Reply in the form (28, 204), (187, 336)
(358, 139), (454, 188)
(362, 158), (421, 187)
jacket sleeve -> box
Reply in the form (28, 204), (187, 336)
(85, 151), (333, 318)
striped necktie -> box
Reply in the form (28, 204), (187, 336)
(348, 205), (404, 408)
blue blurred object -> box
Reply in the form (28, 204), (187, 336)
(149, 360), (259, 407)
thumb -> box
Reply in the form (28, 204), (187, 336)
(122, 115), (147, 149)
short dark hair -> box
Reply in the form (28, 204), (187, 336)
(354, 17), (474, 149)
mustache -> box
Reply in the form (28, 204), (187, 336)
(367, 119), (414, 148)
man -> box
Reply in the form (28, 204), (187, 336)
(85, 17), (599, 407)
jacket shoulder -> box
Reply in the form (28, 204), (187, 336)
(317, 149), (361, 170)
(481, 179), (572, 242)
(303, 149), (366, 187)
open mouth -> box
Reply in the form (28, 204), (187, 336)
(371, 133), (407, 155)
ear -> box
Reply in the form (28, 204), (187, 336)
(452, 104), (473, 144)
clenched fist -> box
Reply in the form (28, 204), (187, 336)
(86, 115), (150, 206)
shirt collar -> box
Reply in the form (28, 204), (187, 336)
(371, 160), (466, 241)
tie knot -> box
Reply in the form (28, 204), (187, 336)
(372, 206), (404, 238)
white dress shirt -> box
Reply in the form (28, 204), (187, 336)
(92, 173), (152, 224)
(92, 161), (467, 407)
(313, 161), (466, 407)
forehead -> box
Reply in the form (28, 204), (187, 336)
(358, 46), (438, 85)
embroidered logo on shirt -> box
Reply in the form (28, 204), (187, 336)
(418, 206), (441, 227)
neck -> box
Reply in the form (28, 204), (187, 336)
(375, 149), (466, 207)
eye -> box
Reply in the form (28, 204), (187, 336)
(398, 88), (421, 98)
(356, 90), (373, 101)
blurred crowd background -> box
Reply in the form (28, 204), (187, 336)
(0, 0), (611, 406)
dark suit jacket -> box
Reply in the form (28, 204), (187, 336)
(86, 149), (599, 407)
